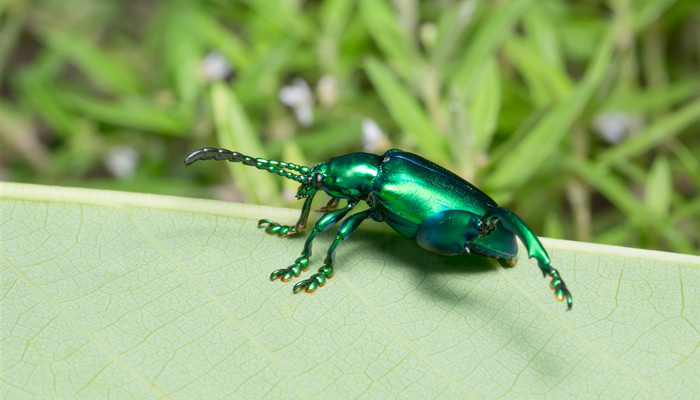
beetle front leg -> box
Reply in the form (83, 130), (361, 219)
(270, 202), (356, 282)
(258, 195), (315, 237)
(293, 209), (372, 293)
(482, 207), (573, 309)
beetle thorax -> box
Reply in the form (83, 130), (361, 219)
(322, 153), (382, 200)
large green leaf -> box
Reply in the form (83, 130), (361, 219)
(2, 182), (698, 399)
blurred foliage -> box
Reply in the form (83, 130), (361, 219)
(1, 0), (699, 253)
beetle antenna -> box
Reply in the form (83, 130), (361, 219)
(185, 147), (311, 183)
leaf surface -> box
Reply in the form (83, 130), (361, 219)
(1, 183), (698, 399)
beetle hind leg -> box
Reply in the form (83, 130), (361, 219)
(482, 207), (572, 309)
(415, 210), (484, 256)
(293, 209), (372, 293)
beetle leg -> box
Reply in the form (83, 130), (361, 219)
(270, 202), (356, 282)
(258, 195), (315, 237)
(293, 209), (372, 293)
(317, 197), (341, 212)
(415, 210), (483, 256)
(481, 207), (573, 310)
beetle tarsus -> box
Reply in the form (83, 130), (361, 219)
(270, 256), (310, 281)
(544, 266), (573, 310)
(258, 219), (300, 237)
(292, 265), (334, 293)
(481, 207), (573, 309)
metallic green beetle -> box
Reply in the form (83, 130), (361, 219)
(185, 148), (572, 309)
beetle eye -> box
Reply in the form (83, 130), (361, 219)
(314, 173), (323, 189)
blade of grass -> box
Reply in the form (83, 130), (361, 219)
(569, 158), (696, 253)
(320, 0), (355, 36)
(233, 39), (298, 105)
(40, 30), (140, 95)
(364, 57), (448, 159)
(644, 155), (671, 218)
(194, 13), (253, 73)
(162, 1), (205, 111)
(674, 196), (700, 224)
(451, 56), (500, 180)
(0, 1), (28, 79)
(430, 0), (478, 67)
(14, 69), (77, 138)
(484, 30), (615, 190)
(210, 82), (279, 205)
(640, 22), (668, 106)
(359, 0), (421, 82)
(63, 93), (190, 134)
(503, 36), (572, 107)
(286, 120), (363, 159)
(521, 2), (565, 71)
(469, 56), (501, 155)
(600, 79), (700, 113)
(567, 161), (650, 226)
(597, 98), (700, 168)
(596, 219), (637, 246)
(669, 141), (700, 188)
(240, 0), (315, 39)
(318, 0), (355, 73)
(450, 0), (533, 97)
(633, 0), (678, 31)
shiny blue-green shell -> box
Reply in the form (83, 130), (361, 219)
(325, 149), (518, 260)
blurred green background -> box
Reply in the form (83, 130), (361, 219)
(1, 0), (699, 254)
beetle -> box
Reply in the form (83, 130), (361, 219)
(185, 148), (572, 309)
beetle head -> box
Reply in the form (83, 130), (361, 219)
(296, 163), (329, 199)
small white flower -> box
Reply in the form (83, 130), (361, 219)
(105, 146), (139, 179)
(201, 52), (232, 81)
(279, 78), (314, 126)
(593, 111), (636, 144)
(362, 118), (390, 153)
